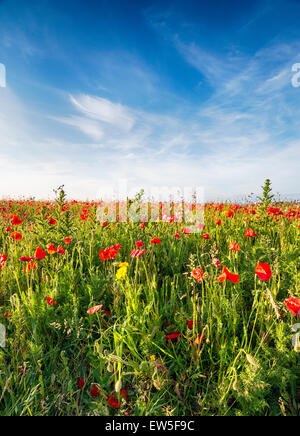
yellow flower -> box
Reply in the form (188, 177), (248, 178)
(150, 355), (156, 361)
(116, 266), (127, 280)
(119, 262), (129, 268)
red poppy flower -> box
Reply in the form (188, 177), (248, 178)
(112, 243), (121, 252)
(91, 386), (100, 398)
(64, 237), (72, 244)
(47, 243), (57, 254)
(135, 241), (144, 248)
(99, 246), (118, 260)
(202, 233), (210, 239)
(107, 389), (128, 408)
(24, 262), (37, 273)
(192, 268), (204, 283)
(130, 249), (146, 258)
(87, 304), (103, 315)
(186, 320), (201, 329)
(57, 245), (65, 254)
(19, 256), (34, 262)
(11, 215), (23, 225)
(35, 247), (47, 260)
(5, 226), (12, 231)
(165, 331), (181, 340)
(10, 232), (22, 241)
(174, 232), (180, 239)
(140, 223), (145, 229)
(216, 219), (221, 226)
(77, 377), (85, 389)
(48, 217), (57, 225)
(229, 242), (240, 251)
(284, 297), (300, 317)
(217, 266), (239, 284)
(151, 238), (161, 244)
(46, 297), (56, 306)
(255, 262), (272, 281)
(245, 228), (258, 237)
(0, 254), (7, 270)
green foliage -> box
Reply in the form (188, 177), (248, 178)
(257, 179), (275, 207)
(0, 194), (299, 416)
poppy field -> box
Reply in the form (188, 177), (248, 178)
(0, 188), (299, 416)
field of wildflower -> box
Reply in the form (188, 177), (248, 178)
(0, 187), (299, 416)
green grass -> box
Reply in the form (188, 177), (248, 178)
(0, 197), (299, 416)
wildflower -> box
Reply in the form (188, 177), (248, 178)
(217, 266), (240, 284)
(11, 215), (23, 225)
(130, 249), (146, 258)
(48, 217), (57, 225)
(99, 245), (119, 260)
(284, 297), (300, 317)
(202, 233), (210, 239)
(212, 258), (221, 269)
(192, 268), (204, 283)
(0, 254), (8, 270)
(245, 228), (257, 237)
(216, 219), (221, 226)
(91, 386), (100, 398)
(229, 242), (240, 251)
(57, 245), (65, 254)
(19, 256), (34, 262)
(181, 227), (191, 235)
(24, 261), (37, 273)
(116, 265), (127, 280)
(255, 262), (272, 281)
(35, 247), (47, 260)
(174, 232), (180, 239)
(47, 243), (57, 254)
(150, 355), (156, 361)
(46, 297), (56, 306)
(151, 238), (161, 244)
(10, 232), (22, 241)
(77, 377), (85, 389)
(64, 237), (72, 244)
(165, 331), (181, 340)
(87, 304), (103, 315)
(135, 241), (144, 248)
(107, 389), (128, 408)
(119, 262), (129, 268)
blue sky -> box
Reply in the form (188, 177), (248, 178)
(0, 0), (300, 200)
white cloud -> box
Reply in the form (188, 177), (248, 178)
(69, 94), (135, 131)
(1, 38), (300, 201)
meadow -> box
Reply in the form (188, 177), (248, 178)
(0, 187), (299, 416)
